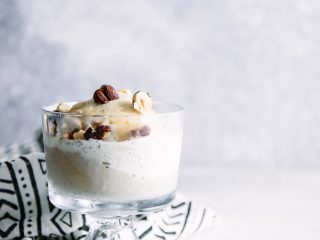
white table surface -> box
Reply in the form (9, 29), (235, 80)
(178, 164), (320, 240)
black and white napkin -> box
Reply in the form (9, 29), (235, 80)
(0, 143), (216, 239)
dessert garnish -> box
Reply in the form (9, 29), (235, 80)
(84, 125), (112, 140)
(131, 126), (151, 137)
(48, 84), (153, 141)
(132, 91), (152, 114)
(72, 129), (86, 140)
(93, 85), (119, 104)
(139, 126), (151, 136)
(55, 103), (72, 112)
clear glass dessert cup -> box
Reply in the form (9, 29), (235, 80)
(42, 102), (183, 240)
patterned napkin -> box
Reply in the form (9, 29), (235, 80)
(0, 142), (216, 239)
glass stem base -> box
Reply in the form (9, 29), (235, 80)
(86, 215), (139, 240)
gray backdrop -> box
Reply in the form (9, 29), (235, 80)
(1, 0), (320, 167)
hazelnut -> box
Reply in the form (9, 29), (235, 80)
(55, 103), (72, 113)
(84, 127), (93, 140)
(132, 91), (152, 114)
(130, 129), (139, 137)
(83, 125), (112, 140)
(93, 89), (108, 104)
(101, 85), (119, 101)
(93, 85), (119, 104)
(139, 126), (151, 136)
(93, 125), (112, 140)
(130, 125), (151, 138)
(73, 130), (86, 140)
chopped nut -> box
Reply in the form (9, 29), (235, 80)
(55, 103), (72, 112)
(91, 125), (110, 140)
(130, 129), (139, 137)
(84, 127), (93, 140)
(93, 89), (108, 104)
(63, 133), (70, 139)
(139, 126), (151, 136)
(73, 130), (86, 140)
(101, 85), (119, 101)
(96, 125), (112, 133)
(93, 85), (119, 104)
(132, 91), (152, 114)
(130, 126), (151, 138)
(83, 125), (112, 140)
(67, 128), (79, 139)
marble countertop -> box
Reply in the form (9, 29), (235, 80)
(178, 164), (320, 240)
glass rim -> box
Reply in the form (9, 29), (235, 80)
(42, 101), (184, 117)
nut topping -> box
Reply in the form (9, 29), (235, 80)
(132, 91), (152, 114)
(72, 129), (85, 140)
(139, 126), (151, 136)
(130, 125), (151, 137)
(101, 85), (119, 100)
(55, 103), (72, 112)
(93, 89), (108, 104)
(93, 85), (119, 104)
(130, 129), (139, 137)
(84, 125), (112, 140)
(84, 127), (93, 140)
(68, 128), (80, 139)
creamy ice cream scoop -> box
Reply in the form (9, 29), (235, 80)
(69, 86), (153, 116)
(69, 87), (141, 116)
(53, 85), (154, 141)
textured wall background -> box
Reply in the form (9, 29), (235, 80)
(1, 0), (320, 167)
